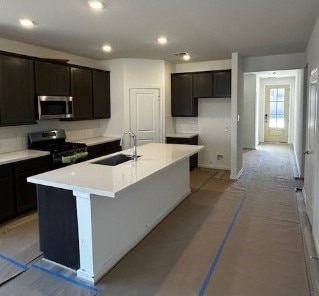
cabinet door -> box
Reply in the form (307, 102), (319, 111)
(35, 61), (70, 96)
(0, 164), (15, 222)
(193, 72), (213, 98)
(0, 55), (36, 125)
(213, 71), (231, 98)
(71, 67), (93, 120)
(171, 74), (197, 117)
(92, 70), (110, 118)
(15, 156), (50, 214)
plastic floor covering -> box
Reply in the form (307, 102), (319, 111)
(0, 143), (310, 296)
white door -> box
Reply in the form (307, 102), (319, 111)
(129, 88), (161, 146)
(264, 85), (290, 142)
(304, 68), (318, 225)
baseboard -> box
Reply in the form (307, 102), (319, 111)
(243, 146), (256, 150)
(313, 232), (319, 257)
(198, 164), (231, 170)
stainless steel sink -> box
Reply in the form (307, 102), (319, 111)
(92, 154), (140, 166)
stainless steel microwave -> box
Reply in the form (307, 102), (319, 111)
(37, 96), (73, 120)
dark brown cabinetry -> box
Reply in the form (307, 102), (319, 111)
(93, 70), (111, 119)
(15, 156), (50, 214)
(71, 67), (93, 120)
(0, 164), (15, 223)
(213, 71), (231, 98)
(166, 135), (198, 170)
(171, 70), (231, 117)
(87, 140), (121, 160)
(0, 155), (50, 222)
(193, 72), (213, 98)
(35, 61), (70, 96)
(0, 55), (36, 125)
(171, 74), (197, 117)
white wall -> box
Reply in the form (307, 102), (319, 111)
(244, 53), (305, 73)
(174, 59), (232, 169)
(305, 15), (319, 255)
(243, 74), (257, 149)
(231, 53), (244, 179)
(100, 59), (166, 146)
(198, 99), (231, 169)
(0, 37), (106, 153)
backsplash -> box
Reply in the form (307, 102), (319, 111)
(175, 117), (199, 133)
(0, 120), (102, 154)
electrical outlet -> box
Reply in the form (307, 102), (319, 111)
(217, 155), (223, 161)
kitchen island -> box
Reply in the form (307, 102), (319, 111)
(28, 143), (204, 284)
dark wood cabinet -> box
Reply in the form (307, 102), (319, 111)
(93, 70), (111, 119)
(171, 74), (197, 117)
(213, 70), (231, 98)
(35, 61), (70, 96)
(171, 70), (231, 117)
(193, 72), (213, 98)
(71, 67), (93, 120)
(87, 140), (121, 160)
(14, 156), (50, 214)
(0, 164), (15, 222)
(166, 135), (198, 170)
(0, 55), (36, 125)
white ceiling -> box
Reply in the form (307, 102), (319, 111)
(0, 0), (318, 63)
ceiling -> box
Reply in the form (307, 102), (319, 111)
(0, 0), (318, 63)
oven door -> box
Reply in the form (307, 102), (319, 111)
(38, 96), (73, 120)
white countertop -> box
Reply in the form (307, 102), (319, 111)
(0, 150), (50, 166)
(73, 136), (120, 146)
(166, 133), (198, 138)
(28, 143), (204, 198)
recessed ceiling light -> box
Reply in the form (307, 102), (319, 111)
(88, 0), (104, 10)
(183, 53), (191, 61)
(19, 19), (35, 28)
(157, 37), (167, 45)
(102, 44), (112, 52)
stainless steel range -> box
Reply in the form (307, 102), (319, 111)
(28, 129), (88, 169)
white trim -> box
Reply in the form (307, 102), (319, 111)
(198, 164), (231, 170)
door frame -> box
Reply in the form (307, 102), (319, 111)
(124, 85), (164, 147)
(258, 79), (294, 144)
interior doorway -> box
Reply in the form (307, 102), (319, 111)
(264, 85), (290, 143)
(129, 88), (161, 146)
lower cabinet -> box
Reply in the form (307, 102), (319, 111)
(0, 164), (15, 223)
(166, 135), (199, 170)
(0, 156), (50, 223)
(87, 140), (121, 160)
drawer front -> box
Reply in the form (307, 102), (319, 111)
(0, 163), (13, 177)
(15, 156), (50, 173)
(104, 140), (121, 151)
(166, 137), (190, 145)
(87, 144), (104, 159)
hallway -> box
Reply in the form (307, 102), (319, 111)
(0, 144), (310, 295)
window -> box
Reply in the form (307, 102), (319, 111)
(269, 88), (285, 128)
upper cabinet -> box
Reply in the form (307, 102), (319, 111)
(0, 55), (36, 125)
(92, 70), (111, 119)
(171, 73), (197, 117)
(71, 67), (93, 120)
(193, 72), (213, 98)
(213, 71), (231, 98)
(171, 70), (231, 117)
(35, 61), (71, 96)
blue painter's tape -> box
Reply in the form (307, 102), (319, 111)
(32, 264), (101, 294)
(198, 158), (263, 295)
(0, 253), (28, 271)
(198, 197), (245, 296)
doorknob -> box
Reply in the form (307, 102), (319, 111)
(303, 150), (311, 155)
(264, 114), (268, 122)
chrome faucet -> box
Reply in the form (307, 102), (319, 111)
(120, 131), (138, 161)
